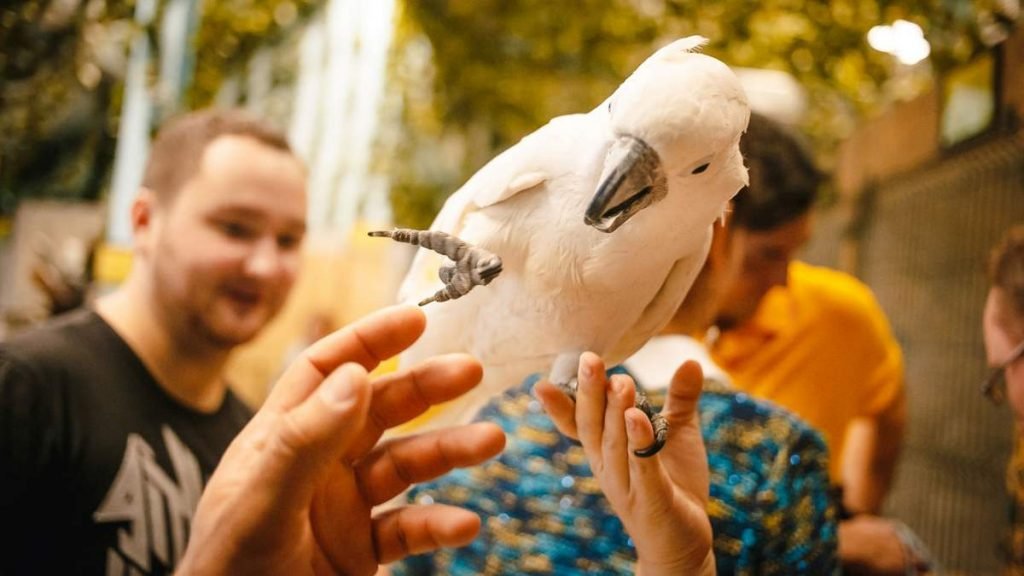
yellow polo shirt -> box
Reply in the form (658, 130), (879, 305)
(709, 260), (904, 482)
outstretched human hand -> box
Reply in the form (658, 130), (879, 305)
(535, 353), (714, 576)
(177, 305), (506, 576)
(840, 514), (933, 575)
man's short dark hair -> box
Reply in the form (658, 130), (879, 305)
(730, 113), (823, 231)
(990, 225), (1024, 320)
(142, 108), (293, 204)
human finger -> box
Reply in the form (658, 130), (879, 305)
(372, 354), (483, 425)
(661, 360), (704, 426)
(272, 363), (372, 501)
(373, 504), (483, 564)
(623, 407), (656, 452)
(623, 406), (674, 499)
(340, 353), (484, 459)
(658, 360), (710, 503)
(575, 352), (609, 470)
(266, 305), (426, 412)
(357, 423), (505, 505)
(534, 379), (579, 439)
(601, 374), (637, 490)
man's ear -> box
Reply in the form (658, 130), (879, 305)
(708, 218), (731, 269)
(131, 188), (158, 255)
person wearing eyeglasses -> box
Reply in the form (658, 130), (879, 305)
(982, 224), (1024, 573)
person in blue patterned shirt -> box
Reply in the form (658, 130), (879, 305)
(389, 214), (838, 575)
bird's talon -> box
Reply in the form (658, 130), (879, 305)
(554, 377), (578, 402)
(633, 431), (666, 457)
(632, 391), (668, 457)
(368, 228), (502, 305)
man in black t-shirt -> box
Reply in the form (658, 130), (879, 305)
(0, 109), (308, 575)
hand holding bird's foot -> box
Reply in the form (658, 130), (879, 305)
(536, 352), (715, 576)
(632, 391), (668, 457)
(545, 351), (667, 457)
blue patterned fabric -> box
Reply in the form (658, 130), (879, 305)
(392, 370), (838, 575)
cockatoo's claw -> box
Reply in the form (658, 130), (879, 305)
(369, 228), (503, 305)
(632, 389), (668, 458)
(633, 412), (668, 457)
(553, 377), (578, 402)
(439, 264), (456, 284)
(552, 374), (666, 456)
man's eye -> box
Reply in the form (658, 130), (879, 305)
(220, 222), (254, 238)
(277, 234), (302, 250)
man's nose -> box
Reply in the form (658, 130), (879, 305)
(245, 237), (285, 278)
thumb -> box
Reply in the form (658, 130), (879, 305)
(662, 360), (704, 425)
(279, 362), (372, 477)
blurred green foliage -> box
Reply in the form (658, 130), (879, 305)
(188, 0), (317, 107)
(0, 0), (135, 212)
(0, 0), (997, 224)
(386, 0), (991, 227)
(0, 0), (317, 214)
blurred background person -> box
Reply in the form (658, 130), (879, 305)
(709, 113), (906, 518)
(983, 225), (1024, 573)
(706, 113), (928, 574)
(0, 108), (307, 575)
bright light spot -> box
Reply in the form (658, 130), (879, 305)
(867, 25), (896, 53)
(734, 67), (808, 126)
(867, 19), (931, 65)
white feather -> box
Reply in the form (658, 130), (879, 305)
(395, 36), (750, 431)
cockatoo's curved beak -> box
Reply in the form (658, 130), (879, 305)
(585, 136), (666, 233)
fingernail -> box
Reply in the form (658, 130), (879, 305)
(625, 413), (639, 437)
(319, 364), (364, 407)
(580, 362), (593, 380)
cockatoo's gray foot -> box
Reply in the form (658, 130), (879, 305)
(368, 228), (503, 305)
(548, 352), (667, 457)
(632, 391), (668, 457)
(552, 377), (578, 401)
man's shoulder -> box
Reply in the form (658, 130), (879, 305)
(1, 309), (107, 370)
(789, 261), (894, 333)
(791, 261), (879, 306)
(791, 261), (886, 310)
(221, 388), (256, 422)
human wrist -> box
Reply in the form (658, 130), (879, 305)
(174, 551), (211, 576)
(175, 533), (248, 576)
(637, 548), (715, 576)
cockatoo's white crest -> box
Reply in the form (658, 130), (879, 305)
(654, 35), (709, 57)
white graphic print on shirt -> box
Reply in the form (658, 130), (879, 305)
(93, 426), (203, 573)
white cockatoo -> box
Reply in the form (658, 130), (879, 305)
(373, 36), (749, 455)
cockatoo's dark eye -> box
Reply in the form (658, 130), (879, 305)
(691, 163), (710, 175)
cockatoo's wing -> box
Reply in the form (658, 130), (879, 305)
(397, 113), (595, 304)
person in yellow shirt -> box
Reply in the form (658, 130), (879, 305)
(712, 261), (905, 495)
(707, 114), (918, 574)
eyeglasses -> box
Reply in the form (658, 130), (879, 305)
(981, 339), (1024, 405)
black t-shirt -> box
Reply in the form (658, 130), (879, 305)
(0, 309), (253, 575)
